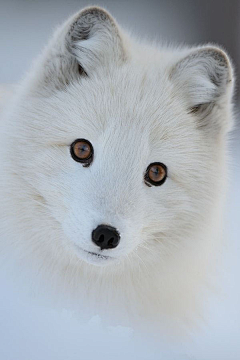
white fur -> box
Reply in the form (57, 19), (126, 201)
(0, 7), (235, 332)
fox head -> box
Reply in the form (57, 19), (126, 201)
(1, 7), (234, 269)
(0, 5), (234, 304)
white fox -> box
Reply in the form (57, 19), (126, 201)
(0, 6), (234, 331)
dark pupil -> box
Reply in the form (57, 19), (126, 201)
(80, 144), (88, 154)
(151, 166), (159, 177)
(76, 142), (90, 158)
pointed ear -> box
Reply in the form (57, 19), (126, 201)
(170, 46), (234, 133)
(66, 7), (126, 71)
(34, 7), (126, 90)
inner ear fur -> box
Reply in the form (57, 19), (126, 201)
(169, 46), (234, 131)
(170, 47), (233, 108)
(34, 6), (126, 91)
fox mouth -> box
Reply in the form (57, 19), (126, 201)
(73, 244), (115, 265)
(83, 250), (111, 260)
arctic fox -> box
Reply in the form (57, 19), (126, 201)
(0, 6), (234, 330)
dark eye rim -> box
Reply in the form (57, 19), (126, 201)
(144, 162), (168, 187)
(70, 138), (94, 166)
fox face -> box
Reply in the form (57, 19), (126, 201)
(1, 7), (233, 272)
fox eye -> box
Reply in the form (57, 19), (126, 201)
(144, 162), (167, 186)
(70, 139), (94, 166)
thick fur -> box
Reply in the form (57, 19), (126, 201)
(0, 7), (234, 331)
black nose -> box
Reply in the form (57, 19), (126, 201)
(92, 225), (120, 250)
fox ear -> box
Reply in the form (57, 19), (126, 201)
(34, 7), (126, 90)
(66, 7), (125, 71)
(170, 47), (234, 132)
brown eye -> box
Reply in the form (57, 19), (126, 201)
(70, 139), (94, 166)
(144, 162), (167, 186)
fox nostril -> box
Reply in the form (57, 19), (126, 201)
(108, 238), (114, 248)
(92, 225), (120, 250)
(98, 234), (104, 243)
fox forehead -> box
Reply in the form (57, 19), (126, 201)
(23, 63), (189, 144)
